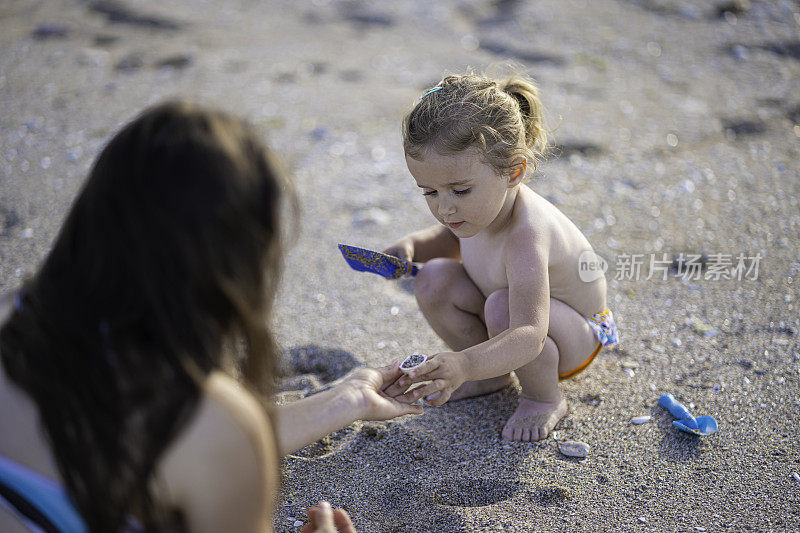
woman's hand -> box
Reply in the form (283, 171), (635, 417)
(386, 352), (467, 407)
(382, 238), (414, 263)
(301, 501), (355, 533)
(340, 362), (424, 421)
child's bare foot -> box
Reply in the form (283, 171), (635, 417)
(501, 395), (567, 442)
(449, 374), (512, 401)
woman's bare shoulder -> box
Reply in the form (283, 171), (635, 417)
(156, 371), (278, 533)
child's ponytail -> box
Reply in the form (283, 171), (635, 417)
(500, 74), (548, 169)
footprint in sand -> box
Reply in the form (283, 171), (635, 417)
(427, 478), (525, 507)
(286, 425), (359, 461)
(531, 486), (572, 506)
(280, 345), (362, 460)
(283, 344), (359, 383)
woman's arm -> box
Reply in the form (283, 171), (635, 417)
(273, 364), (423, 456)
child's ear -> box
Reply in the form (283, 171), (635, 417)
(508, 158), (527, 187)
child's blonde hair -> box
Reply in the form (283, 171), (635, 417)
(403, 68), (548, 177)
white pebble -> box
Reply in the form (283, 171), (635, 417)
(353, 207), (391, 226)
(460, 34), (479, 51)
(638, 516), (647, 523)
(370, 146), (386, 161)
(66, 147), (83, 162)
(793, 472), (800, 483)
(695, 527), (706, 532)
(21, 228), (34, 239)
(293, 520), (304, 527)
(390, 306), (400, 316)
(672, 338), (682, 347)
(559, 440), (590, 458)
(631, 415), (651, 425)
(623, 367), (635, 378)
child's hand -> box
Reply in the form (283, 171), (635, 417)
(392, 352), (467, 407)
(382, 237), (414, 263)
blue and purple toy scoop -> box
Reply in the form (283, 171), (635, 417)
(658, 393), (718, 436)
(338, 244), (420, 280)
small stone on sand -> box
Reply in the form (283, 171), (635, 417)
(792, 472), (800, 483)
(632, 415), (651, 424)
(559, 440), (590, 458)
(293, 520), (304, 527)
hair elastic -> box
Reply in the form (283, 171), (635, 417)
(418, 86), (443, 100)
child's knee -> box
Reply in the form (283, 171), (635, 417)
(484, 289), (510, 337)
(535, 337), (559, 369)
(414, 258), (458, 305)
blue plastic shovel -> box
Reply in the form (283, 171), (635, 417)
(658, 393), (718, 436)
(338, 244), (420, 280)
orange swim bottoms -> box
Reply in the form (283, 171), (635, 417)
(558, 342), (603, 381)
(556, 308), (619, 381)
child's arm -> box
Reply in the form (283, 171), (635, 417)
(384, 224), (460, 263)
(399, 227), (550, 405)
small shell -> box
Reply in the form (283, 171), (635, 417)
(631, 415), (651, 425)
(400, 353), (428, 372)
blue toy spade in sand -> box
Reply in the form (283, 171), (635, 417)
(658, 393), (718, 436)
(338, 244), (420, 280)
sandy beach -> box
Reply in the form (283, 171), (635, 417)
(1, 0), (799, 531)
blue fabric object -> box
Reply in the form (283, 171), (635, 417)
(338, 244), (419, 280)
(0, 454), (87, 533)
(0, 455), (145, 532)
(585, 308), (619, 347)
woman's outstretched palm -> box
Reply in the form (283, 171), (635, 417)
(342, 364), (423, 422)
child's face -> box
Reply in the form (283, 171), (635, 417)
(406, 148), (518, 238)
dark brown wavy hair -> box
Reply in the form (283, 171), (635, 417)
(0, 101), (290, 531)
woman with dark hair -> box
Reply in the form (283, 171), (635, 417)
(0, 101), (421, 532)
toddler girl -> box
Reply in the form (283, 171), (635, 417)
(385, 70), (618, 442)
